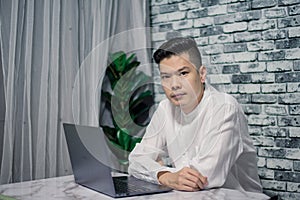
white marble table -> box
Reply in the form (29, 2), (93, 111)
(0, 175), (270, 200)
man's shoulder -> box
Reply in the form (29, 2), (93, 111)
(208, 87), (239, 108)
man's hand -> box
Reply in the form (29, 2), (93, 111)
(157, 167), (208, 191)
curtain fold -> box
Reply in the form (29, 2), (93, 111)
(0, 0), (150, 184)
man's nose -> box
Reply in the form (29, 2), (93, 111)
(170, 76), (181, 90)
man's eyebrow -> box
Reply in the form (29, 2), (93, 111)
(178, 66), (190, 72)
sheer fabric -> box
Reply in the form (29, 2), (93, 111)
(0, 0), (150, 184)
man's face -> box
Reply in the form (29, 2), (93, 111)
(159, 53), (206, 113)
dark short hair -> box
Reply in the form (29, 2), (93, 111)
(153, 37), (202, 69)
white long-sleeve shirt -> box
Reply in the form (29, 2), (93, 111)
(128, 84), (263, 193)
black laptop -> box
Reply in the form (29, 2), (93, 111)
(63, 123), (172, 198)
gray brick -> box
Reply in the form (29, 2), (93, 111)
(166, 31), (182, 40)
(252, 136), (275, 146)
(173, 20), (193, 30)
(158, 23), (173, 32)
(264, 8), (288, 18)
(209, 34), (234, 44)
(213, 84), (238, 93)
(240, 62), (266, 73)
(258, 147), (287, 158)
(222, 64), (240, 74)
(257, 157), (266, 167)
(227, 2), (251, 13)
(275, 72), (300, 83)
(207, 5), (227, 16)
(206, 64), (223, 74)
(232, 94), (251, 104)
(211, 54), (234, 63)
(219, 0), (247, 4)
(258, 167), (275, 179)
(294, 60), (300, 71)
(151, 0), (168, 6)
(258, 50), (285, 61)
(152, 32), (167, 41)
(276, 38), (300, 49)
(249, 126), (262, 135)
(223, 22), (247, 33)
(180, 29), (201, 37)
(287, 83), (300, 92)
(234, 32), (261, 42)
(199, 26), (223, 36)
(178, 2), (200, 11)
(194, 17), (214, 27)
(262, 127), (288, 137)
(262, 30), (287, 40)
(242, 104), (262, 114)
(262, 83), (287, 93)
(252, 94), (277, 104)
(234, 52), (257, 62)
(261, 180), (286, 191)
(232, 74), (251, 83)
(251, 0), (277, 9)
(195, 37), (209, 46)
(214, 14), (235, 25)
(294, 161), (300, 171)
(201, 0), (219, 7)
(168, 0), (184, 3)
(288, 5), (300, 15)
(265, 105), (287, 115)
(224, 43), (247, 53)
(234, 10), (261, 22)
(290, 127), (300, 137)
(159, 4), (178, 14)
(286, 148), (300, 159)
(276, 138), (300, 148)
(187, 8), (208, 18)
(278, 16), (300, 28)
(248, 19), (276, 31)
(279, 93), (300, 104)
(275, 171), (300, 182)
(248, 115), (276, 126)
(289, 105), (300, 115)
(247, 41), (275, 52)
(202, 44), (223, 55)
(265, 191), (300, 200)
(278, 0), (300, 6)
(207, 74), (231, 84)
(288, 27), (300, 38)
(278, 116), (300, 127)
(251, 73), (275, 83)
(267, 61), (293, 72)
(286, 48), (300, 60)
(287, 182), (300, 193)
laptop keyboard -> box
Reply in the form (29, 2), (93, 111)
(113, 177), (153, 194)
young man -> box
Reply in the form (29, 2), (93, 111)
(128, 37), (263, 193)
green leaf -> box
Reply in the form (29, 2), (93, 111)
(117, 129), (131, 151)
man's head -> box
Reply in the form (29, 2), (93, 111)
(153, 37), (202, 70)
(153, 37), (206, 113)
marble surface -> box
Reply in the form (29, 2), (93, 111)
(0, 175), (270, 200)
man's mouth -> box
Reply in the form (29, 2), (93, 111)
(171, 93), (185, 99)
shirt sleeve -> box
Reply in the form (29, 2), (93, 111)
(128, 103), (177, 184)
(189, 103), (244, 189)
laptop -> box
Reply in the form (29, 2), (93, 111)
(63, 123), (172, 198)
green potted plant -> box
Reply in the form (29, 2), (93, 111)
(100, 51), (154, 171)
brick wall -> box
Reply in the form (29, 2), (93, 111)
(150, 0), (300, 199)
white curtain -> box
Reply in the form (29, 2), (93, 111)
(0, 0), (150, 184)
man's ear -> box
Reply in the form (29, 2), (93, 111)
(199, 66), (206, 83)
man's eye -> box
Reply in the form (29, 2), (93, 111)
(161, 75), (170, 79)
(179, 71), (189, 76)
